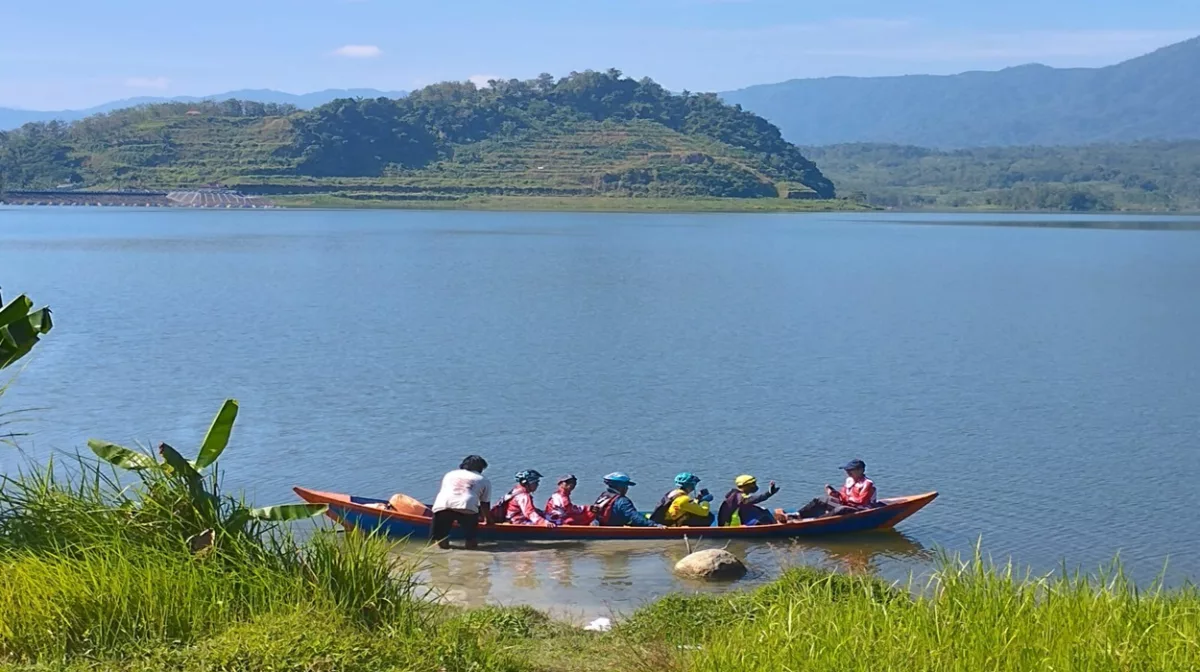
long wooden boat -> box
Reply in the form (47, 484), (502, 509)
(293, 487), (937, 541)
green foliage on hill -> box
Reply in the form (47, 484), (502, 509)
(0, 71), (836, 201)
(0, 122), (82, 189)
(804, 141), (1200, 212)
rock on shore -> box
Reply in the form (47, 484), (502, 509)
(674, 549), (747, 580)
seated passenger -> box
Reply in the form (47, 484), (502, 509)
(791, 459), (880, 520)
(651, 472), (715, 527)
(544, 474), (594, 526)
(717, 475), (780, 526)
(592, 472), (663, 528)
(494, 470), (554, 526)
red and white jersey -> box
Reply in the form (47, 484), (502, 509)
(504, 485), (550, 526)
(840, 476), (877, 506)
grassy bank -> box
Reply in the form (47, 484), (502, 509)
(2, 465), (1197, 671)
(269, 193), (872, 213)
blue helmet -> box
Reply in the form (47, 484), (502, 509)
(603, 472), (636, 486)
(515, 469), (543, 485)
(674, 472), (701, 487)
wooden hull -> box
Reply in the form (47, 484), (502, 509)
(293, 487), (938, 541)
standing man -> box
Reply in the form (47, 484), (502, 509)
(431, 454), (492, 549)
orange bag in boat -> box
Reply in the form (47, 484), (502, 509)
(389, 493), (432, 517)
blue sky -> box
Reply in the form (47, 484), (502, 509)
(1, 0), (1196, 109)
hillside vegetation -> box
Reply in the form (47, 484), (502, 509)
(723, 36), (1200, 148)
(0, 70), (836, 202)
(805, 141), (1200, 212)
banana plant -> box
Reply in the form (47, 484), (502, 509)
(0, 289), (54, 371)
(88, 399), (326, 536)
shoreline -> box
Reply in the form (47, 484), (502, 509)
(6, 196), (1200, 220)
(266, 194), (872, 213)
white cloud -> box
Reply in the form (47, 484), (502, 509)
(332, 44), (382, 59)
(124, 76), (170, 90)
(467, 74), (501, 88)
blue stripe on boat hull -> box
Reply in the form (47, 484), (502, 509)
(326, 501), (918, 541)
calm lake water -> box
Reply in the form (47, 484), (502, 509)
(3, 207), (1199, 619)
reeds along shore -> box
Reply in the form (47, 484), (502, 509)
(1, 455), (1198, 672)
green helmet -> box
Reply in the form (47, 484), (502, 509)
(515, 469), (543, 485)
(674, 472), (701, 487)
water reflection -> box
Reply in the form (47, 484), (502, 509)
(409, 530), (931, 618)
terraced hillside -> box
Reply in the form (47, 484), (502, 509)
(71, 106), (297, 187)
(1, 71), (836, 204)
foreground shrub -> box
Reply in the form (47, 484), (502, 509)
(644, 556), (1200, 671)
(0, 448), (431, 663)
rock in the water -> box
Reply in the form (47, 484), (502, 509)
(674, 549), (747, 580)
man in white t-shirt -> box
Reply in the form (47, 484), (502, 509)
(431, 455), (492, 549)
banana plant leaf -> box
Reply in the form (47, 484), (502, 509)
(0, 294), (54, 371)
(0, 293), (37, 327)
(158, 442), (201, 482)
(159, 442), (220, 522)
(87, 440), (158, 471)
(194, 399), (238, 469)
(248, 503), (328, 521)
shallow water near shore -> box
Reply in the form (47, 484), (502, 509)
(406, 530), (933, 621)
(3, 207), (1199, 615)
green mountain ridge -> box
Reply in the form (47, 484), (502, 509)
(0, 71), (836, 202)
(723, 36), (1200, 148)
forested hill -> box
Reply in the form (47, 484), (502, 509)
(805, 141), (1200, 212)
(723, 36), (1200, 148)
(0, 70), (836, 201)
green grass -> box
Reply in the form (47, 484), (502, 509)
(2, 458), (1198, 671)
(622, 559), (1200, 671)
(270, 193), (870, 213)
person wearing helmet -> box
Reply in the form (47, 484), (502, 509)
(650, 472), (715, 527)
(545, 474), (594, 526)
(791, 459), (881, 520)
(592, 472), (663, 527)
(717, 475), (780, 526)
(494, 470), (554, 526)
(431, 454), (492, 550)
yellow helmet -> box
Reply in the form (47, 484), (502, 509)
(735, 475), (757, 488)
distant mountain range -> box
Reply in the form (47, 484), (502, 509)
(8, 35), (1200, 148)
(0, 89), (406, 130)
(722, 36), (1200, 148)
